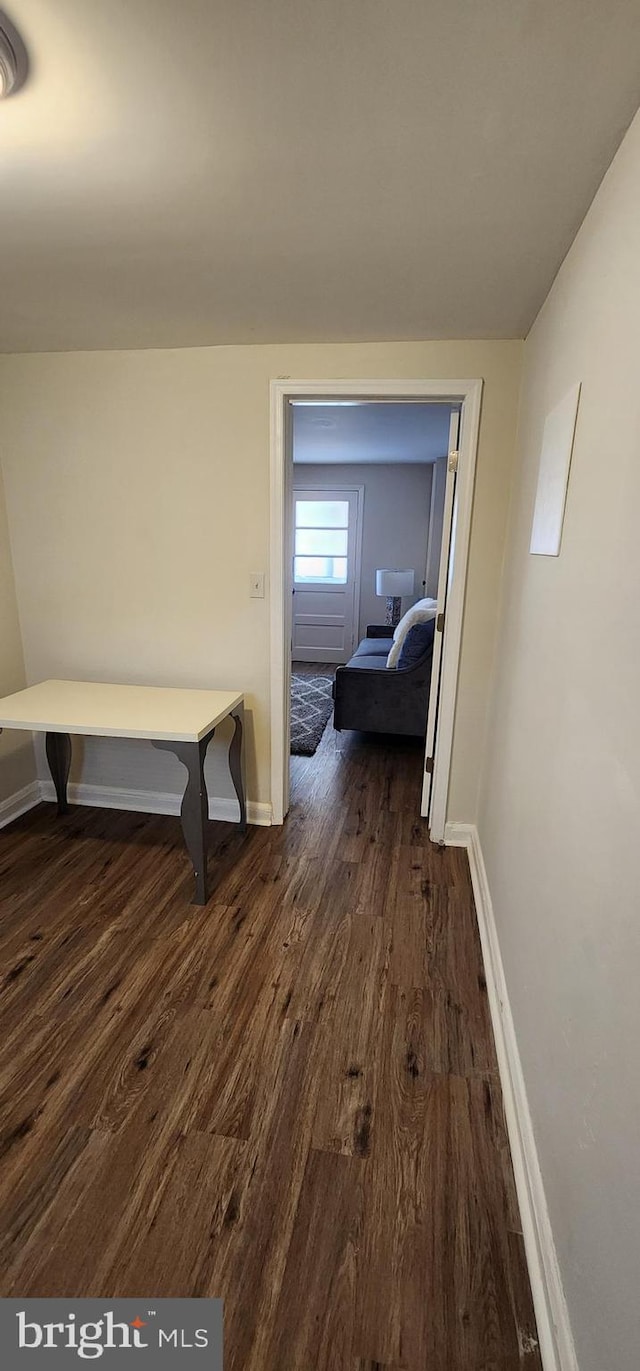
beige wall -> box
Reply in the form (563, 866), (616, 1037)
(0, 340), (521, 817)
(0, 462), (35, 802)
(293, 461), (434, 641)
(478, 112), (640, 1371)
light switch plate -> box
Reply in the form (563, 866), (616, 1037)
(250, 572), (265, 598)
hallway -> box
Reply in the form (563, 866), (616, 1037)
(0, 725), (540, 1369)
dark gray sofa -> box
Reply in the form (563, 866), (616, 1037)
(333, 621), (435, 737)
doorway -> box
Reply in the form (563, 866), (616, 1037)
(270, 379), (483, 836)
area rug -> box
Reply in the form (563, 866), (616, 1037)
(290, 673), (334, 755)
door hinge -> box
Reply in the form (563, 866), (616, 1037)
(436, 611), (445, 633)
(425, 756), (434, 774)
(448, 449), (459, 474)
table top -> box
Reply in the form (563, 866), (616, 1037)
(0, 680), (244, 743)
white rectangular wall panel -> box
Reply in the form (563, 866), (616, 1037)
(530, 383), (581, 556)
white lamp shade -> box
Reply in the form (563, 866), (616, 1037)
(375, 568), (415, 598)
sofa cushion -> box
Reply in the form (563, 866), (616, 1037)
(342, 654), (389, 670)
(392, 597), (438, 642)
(396, 618), (436, 670)
(387, 599), (438, 668)
(352, 636), (394, 658)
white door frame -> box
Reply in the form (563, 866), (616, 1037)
(421, 410), (460, 822)
(269, 379), (483, 833)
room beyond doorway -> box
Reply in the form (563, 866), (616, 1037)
(289, 401), (449, 770)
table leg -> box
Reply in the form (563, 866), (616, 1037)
(153, 728), (215, 906)
(45, 732), (72, 815)
(229, 705), (247, 831)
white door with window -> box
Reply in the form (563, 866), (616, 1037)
(292, 488), (363, 663)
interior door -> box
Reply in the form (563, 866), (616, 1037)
(292, 488), (362, 663)
(421, 409), (460, 820)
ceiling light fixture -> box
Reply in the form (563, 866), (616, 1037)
(0, 13), (27, 98)
(0, 28), (17, 97)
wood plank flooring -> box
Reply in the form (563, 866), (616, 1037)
(0, 722), (541, 1370)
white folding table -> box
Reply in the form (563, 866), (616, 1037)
(0, 679), (246, 905)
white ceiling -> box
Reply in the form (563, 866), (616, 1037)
(293, 402), (451, 464)
(1, 0), (640, 353)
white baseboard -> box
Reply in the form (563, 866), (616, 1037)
(0, 779), (41, 829)
(444, 821), (578, 1371)
(35, 779), (272, 827)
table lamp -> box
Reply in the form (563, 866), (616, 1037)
(375, 569), (415, 627)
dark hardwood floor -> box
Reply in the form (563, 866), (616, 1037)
(0, 722), (541, 1370)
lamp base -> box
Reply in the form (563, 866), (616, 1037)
(385, 596), (402, 628)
